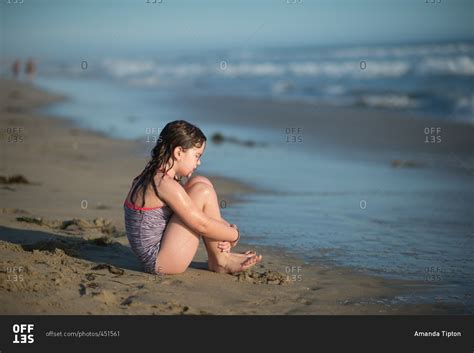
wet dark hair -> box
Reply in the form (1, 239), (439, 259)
(130, 120), (207, 207)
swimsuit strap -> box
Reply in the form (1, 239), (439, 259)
(127, 172), (166, 207)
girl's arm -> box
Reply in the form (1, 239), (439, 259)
(218, 218), (230, 227)
(158, 177), (239, 242)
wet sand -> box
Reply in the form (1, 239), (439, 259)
(179, 95), (474, 156)
(0, 79), (464, 315)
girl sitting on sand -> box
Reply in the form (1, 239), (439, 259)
(124, 120), (262, 275)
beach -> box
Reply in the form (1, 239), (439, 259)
(0, 79), (469, 315)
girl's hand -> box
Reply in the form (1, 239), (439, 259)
(229, 224), (240, 247)
(217, 224), (240, 252)
(217, 241), (231, 253)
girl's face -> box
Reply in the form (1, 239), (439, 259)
(176, 141), (206, 178)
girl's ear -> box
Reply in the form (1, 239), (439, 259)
(173, 146), (183, 160)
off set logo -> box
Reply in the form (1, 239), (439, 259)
(12, 323), (34, 344)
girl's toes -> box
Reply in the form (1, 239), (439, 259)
(241, 255), (258, 268)
(242, 257), (253, 266)
(243, 250), (256, 256)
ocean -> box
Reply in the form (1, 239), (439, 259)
(35, 39), (474, 126)
(27, 39), (473, 311)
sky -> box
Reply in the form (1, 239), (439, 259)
(1, 0), (473, 59)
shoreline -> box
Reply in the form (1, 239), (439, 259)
(0, 79), (467, 315)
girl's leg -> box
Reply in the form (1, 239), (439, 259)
(183, 176), (261, 268)
(184, 175), (257, 258)
(155, 177), (261, 274)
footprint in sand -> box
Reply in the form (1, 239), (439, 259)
(234, 270), (288, 285)
(85, 273), (97, 281)
(121, 295), (137, 306)
(22, 238), (80, 257)
(79, 282), (118, 302)
(251, 296), (280, 306)
(0, 174), (30, 184)
(15, 215), (124, 238)
(79, 283), (101, 296)
(150, 301), (192, 314)
(160, 278), (183, 286)
(1, 208), (29, 214)
(91, 264), (124, 275)
(93, 289), (120, 305)
(296, 297), (313, 305)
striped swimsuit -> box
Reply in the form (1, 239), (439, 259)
(123, 181), (173, 274)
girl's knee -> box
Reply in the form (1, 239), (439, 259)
(185, 175), (214, 190)
(185, 180), (214, 198)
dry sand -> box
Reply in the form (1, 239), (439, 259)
(0, 79), (464, 315)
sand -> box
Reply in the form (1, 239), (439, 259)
(0, 79), (465, 315)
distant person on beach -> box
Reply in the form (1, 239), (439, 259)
(25, 58), (37, 80)
(124, 120), (262, 275)
(12, 59), (21, 79)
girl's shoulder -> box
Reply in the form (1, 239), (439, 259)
(153, 173), (177, 191)
(126, 174), (170, 209)
(153, 172), (172, 183)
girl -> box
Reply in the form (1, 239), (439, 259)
(124, 120), (262, 275)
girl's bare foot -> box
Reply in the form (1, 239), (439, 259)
(208, 252), (262, 274)
(234, 250), (257, 258)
